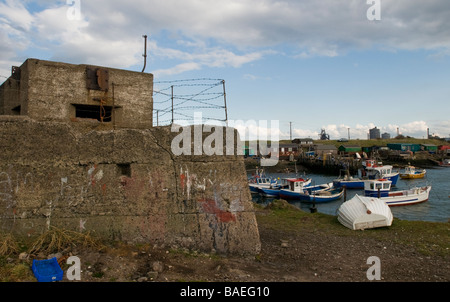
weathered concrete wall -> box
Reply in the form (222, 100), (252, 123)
(0, 77), (21, 115)
(0, 117), (261, 255)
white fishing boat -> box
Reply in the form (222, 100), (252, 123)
(364, 179), (431, 206)
(248, 168), (278, 193)
(337, 194), (393, 230)
(248, 176), (278, 193)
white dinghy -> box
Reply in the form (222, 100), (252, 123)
(337, 194), (393, 230)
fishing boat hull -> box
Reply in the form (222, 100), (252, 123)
(337, 194), (393, 230)
(364, 179), (431, 206)
(382, 186), (431, 206)
(256, 178), (312, 198)
(333, 179), (365, 189)
(399, 171), (426, 179)
(279, 187), (344, 203)
(248, 176), (278, 193)
(249, 184), (261, 193)
(258, 187), (281, 197)
(399, 166), (426, 179)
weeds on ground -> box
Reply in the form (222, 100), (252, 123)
(28, 226), (105, 255)
(0, 233), (19, 256)
(0, 227), (106, 282)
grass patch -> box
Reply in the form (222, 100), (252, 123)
(0, 262), (35, 282)
(386, 219), (450, 256)
(256, 199), (450, 257)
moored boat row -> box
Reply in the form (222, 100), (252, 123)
(249, 159), (437, 231)
(250, 173), (432, 207)
(333, 159), (401, 189)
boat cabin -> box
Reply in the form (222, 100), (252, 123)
(286, 179), (307, 193)
(366, 164), (394, 178)
(252, 177), (276, 186)
(403, 166), (416, 174)
(364, 179), (392, 197)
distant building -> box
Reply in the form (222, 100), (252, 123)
(292, 138), (313, 146)
(338, 145), (362, 154)
(314, 144), (337, 157)
(278, 143), (300, 155)
(421, 144), (438, 153)
(369, 127), (381, 139)
(438, 145), (450, 155)
(381, 132), (391, 139)
(387, 143), (421, 153)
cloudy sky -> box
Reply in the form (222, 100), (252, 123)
(1, 0), (449, 140)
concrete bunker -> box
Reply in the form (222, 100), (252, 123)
(0, 59), (261, 255)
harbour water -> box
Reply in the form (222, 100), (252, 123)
(251, 166), (450, 223)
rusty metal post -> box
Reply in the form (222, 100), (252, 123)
(222, 80), (228, 125)
(343, 185), (347, 201)
(142, 35), (147, 73)
(171, 85), (174, 124)
(112, 82), (115, 129)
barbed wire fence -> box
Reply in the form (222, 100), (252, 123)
(152, 78), (228, 127)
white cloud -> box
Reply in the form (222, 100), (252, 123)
(153, 62), (201, 77)
(1, 0), (450, 79)
(0, 0), (33, 31)
(285, 120), (442, 141)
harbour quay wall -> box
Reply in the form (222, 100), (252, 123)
(297, 156), (361, 175)
(0, 117), (261, 255)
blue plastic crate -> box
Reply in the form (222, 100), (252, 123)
(32, 257), (63, 282)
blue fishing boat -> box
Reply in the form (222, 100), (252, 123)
(364, 160), (400, 186)
(279, 180), (344, 202)
(248, 176), (278, 193)
(248, 168), (278, 193)
(258, 177), (311, 197)
(333, 169), (365, 189)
